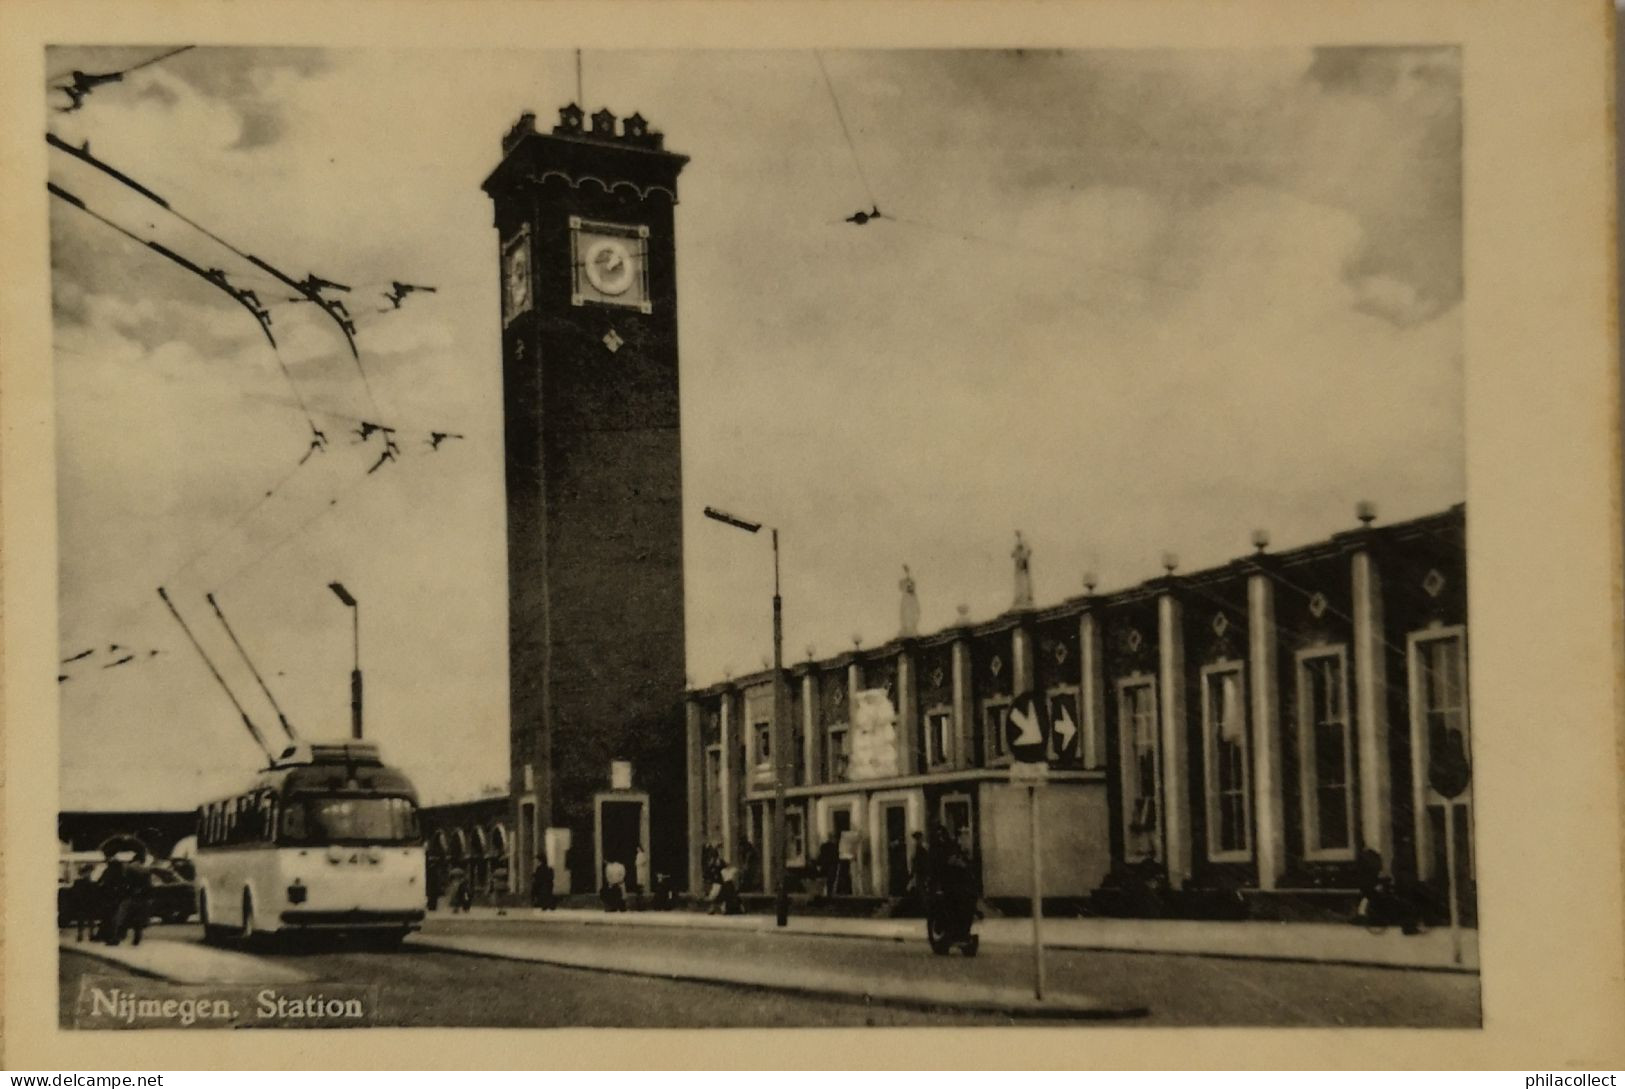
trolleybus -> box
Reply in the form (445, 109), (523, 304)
(194, 740), (425, 948)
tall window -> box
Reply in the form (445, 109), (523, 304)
(941, 795), (973, 855)
(752, 720), (772, 770)
(784, 808), (806, 866)
(1202, 664), (1251, 859)
(1298, 648), (1355, 858)
(1410, 629), (1471, 884)
(827, 723), (850, 782)
(1119, 678), (1160, 861)
(703, 746), (722, 842)
(983, 701), (1010, 763)
(926, 708), (953, 767)
(1415, 631), (1469, 789)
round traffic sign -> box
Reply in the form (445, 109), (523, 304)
(1005, 691), (1050, 763)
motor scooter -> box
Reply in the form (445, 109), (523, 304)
(925, 872), (980, 956)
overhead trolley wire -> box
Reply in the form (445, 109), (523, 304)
(48, 45), (196, 113)
(45, 133), (378, 416)
(47, 180), (329, 448)
(814, 51), (880, 212)
(809, 55), (1198, 298)
(211, 464), (382, 593)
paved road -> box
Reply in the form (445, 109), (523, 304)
(60, 917), (1480, 1028)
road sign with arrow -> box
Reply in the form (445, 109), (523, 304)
(1005, 691), (1049, 763)
(1047, 691), (1081, 764)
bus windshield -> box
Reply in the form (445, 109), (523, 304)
(280, 796), (420, 846)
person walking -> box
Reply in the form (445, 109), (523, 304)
(98, 856), (128, 946)
(68, 863), (100, 942)
(905, 831), (932, 913)
(601, 861), (628, 912)
(717, 864), (744, 916)
(634, 845), (650, 897)
(531, 855), (554, 910)
(817, 832), (839, 899)
(119, 861), (152, 947)
(836, 828), (860, 895)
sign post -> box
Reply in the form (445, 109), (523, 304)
(1430, 728), (1471, 966)
(1006, 691), (1050, 1001)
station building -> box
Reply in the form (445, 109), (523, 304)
(683, 504), (1471, 921)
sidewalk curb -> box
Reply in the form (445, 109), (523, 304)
(433, 910), (1480, 974)
(60, 942), (168, 982)
(58, 937), (313, 985)
(409, 934), (1149, 1021)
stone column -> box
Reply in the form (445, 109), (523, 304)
(685, 697), (704, 893)
(1352, 545), (1395, 866)
(897, 647), (919, 776)
(1157, 588), (1192, 889)
(951, 637), (975, 769)
(846, 658), (865, 892)
(719, 688), (738, 868)
(1080, 608), (1105, 769)
(1247, 568), (1286, 890)
(1012, 624), (1035, 697)
(801, 672), (821, 787)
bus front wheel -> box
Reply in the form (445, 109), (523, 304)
(199, 892), (229, 946)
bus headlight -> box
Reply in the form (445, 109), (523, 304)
(366, 847), (382, 864)
(326, 846), (343, 863)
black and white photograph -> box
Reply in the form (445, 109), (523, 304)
(3, 0), (1622, 1072)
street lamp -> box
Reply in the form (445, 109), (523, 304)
(328, 581), (362, 739)
(703, 505), (790, 928)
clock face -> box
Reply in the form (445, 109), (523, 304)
(570, 218), (650, 312)
(502, 230), (532, 325)
(584, 238), (635, 296)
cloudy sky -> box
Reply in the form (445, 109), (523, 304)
(48, 46), (1463, 809)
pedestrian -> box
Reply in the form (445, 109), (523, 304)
(68, 864), (100, 942)
(651, 871), (675, 910)
(601, 861), (627, 912)
(634, 845), (650, 896)
(531, 855), (554, 910)
(119, 861), (152, 947)
(739, 838), (758, 891)
(706, 855), (728, 914)
(98, 856), (129, 946)
(837, 828), (860, 895)
(426, 864), (444, 912)
(446, 865), (470, 913)
(887, 833), (910, 896)
(905, 831), (932, 913)
(717, 864), (744, 916)
(817, 832), (839, 899)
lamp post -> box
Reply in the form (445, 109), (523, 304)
(703, 505), (789, 927)
(328, 581), (362, 739)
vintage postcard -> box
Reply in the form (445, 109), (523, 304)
(2, 0), (1621, 1071)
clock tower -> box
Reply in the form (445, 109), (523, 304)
(483, 105), (690, 896)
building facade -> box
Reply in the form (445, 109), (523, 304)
(480, 106), (691, 900)
(684, 505), (1471, 921)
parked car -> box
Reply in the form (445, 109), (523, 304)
(146, 865), (197, 924)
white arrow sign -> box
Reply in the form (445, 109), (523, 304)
(1051, 702), (1078, 757)
(1009, 702), (1044, 747)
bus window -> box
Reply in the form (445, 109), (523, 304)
(264, 797), (279, 843)
(282, 801), (307, 842)
(281, 797), (419, 845)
